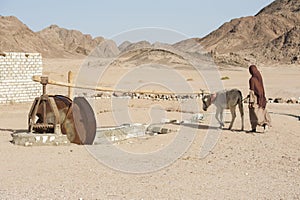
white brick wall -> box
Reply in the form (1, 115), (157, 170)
(0, 52), (42, 104)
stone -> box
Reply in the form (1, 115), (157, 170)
(286, 97), (297, 104)
(146, 125), (172, 134)
(268, 98), (274, 103)
(274, 98), (284, 103)
(191, 113), (204, 122)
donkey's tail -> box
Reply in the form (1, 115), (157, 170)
(238, 90), (244, 116)
(238, 90), (244, 130)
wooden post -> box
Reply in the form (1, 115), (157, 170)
(68, 71), (74, 99)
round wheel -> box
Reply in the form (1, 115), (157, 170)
(68, 97), (97, 145)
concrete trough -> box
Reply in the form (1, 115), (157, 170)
(11, 132), (70, 146)
(93, 124), (148, 144)
(11, 117), (198, 146)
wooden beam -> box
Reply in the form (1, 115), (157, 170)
(32, 75), (209, 95)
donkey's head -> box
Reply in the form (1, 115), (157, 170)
(202, 94), (212, 111)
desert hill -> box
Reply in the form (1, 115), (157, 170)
(171, 0), (299, 66)
(0, 16), (116, 58)
(197, 0), (300, 66)
(1, 0), (299, 65)
(89, 39), (120, 58)
(37, 25), (105, 56)
(0, 16), (63, 57)
(256, 0), (300, 17)
(118, 41), (132, 52)
(120, 40), (152, 52)
(262, 26), (300, 63)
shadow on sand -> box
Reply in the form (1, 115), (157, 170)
(181, 123), (220, 130)
(181, 123), (249, 134)
(270, 112), (300, 120)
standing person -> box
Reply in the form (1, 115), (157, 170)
(248, 65), (271, 132)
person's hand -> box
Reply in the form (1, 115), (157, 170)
(248, 103), (254, 109)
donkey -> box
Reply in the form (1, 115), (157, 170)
(202, 89), (244, 130)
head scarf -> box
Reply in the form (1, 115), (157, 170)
(249, 65), (267, 108)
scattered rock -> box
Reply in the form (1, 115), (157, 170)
(191, 113), (204, 123)
(274, 98), (284, 103)
(161, 118), (180, 124)
(146, 125), (172, 134)
(268, 98), (274, 103)
(221, 76), (230, 80)
(286, 97), (297, 104)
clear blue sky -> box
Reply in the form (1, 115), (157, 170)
(1, 0), (274, 44)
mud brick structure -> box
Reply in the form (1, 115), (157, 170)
(0, 52), (42, 104)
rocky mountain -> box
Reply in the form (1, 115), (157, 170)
(120, 40), (152, 52)
(172, 38), (204, 53)
(256, 0), (300, 17)
(37, 25), (105, 56)
(0, 16), (60, 57)
(262, 26), (300, 63)
(89, 39), (120, 58)
(1, 0), (299, 65)
(118, 41), (132, 52)
(0, 16), (115, 58)
(171, 0), (299, 66)
(196, 0), (300, 66)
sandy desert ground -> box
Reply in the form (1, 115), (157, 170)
(0, 58), (300, 199)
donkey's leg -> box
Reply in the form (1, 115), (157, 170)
(228, 106), (236, 130)
(214, 110), (220, 125)
(215, 107), (224, 128)
(238, 101), (244, 131)
(220, 109), (224, 127)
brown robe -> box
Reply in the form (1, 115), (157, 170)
(248, 65), (271, 130)
(249, 65), (267, 109)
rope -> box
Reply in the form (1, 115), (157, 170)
(242, 95), (249, 102)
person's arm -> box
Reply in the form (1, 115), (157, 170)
(249, 90), (255, 108)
